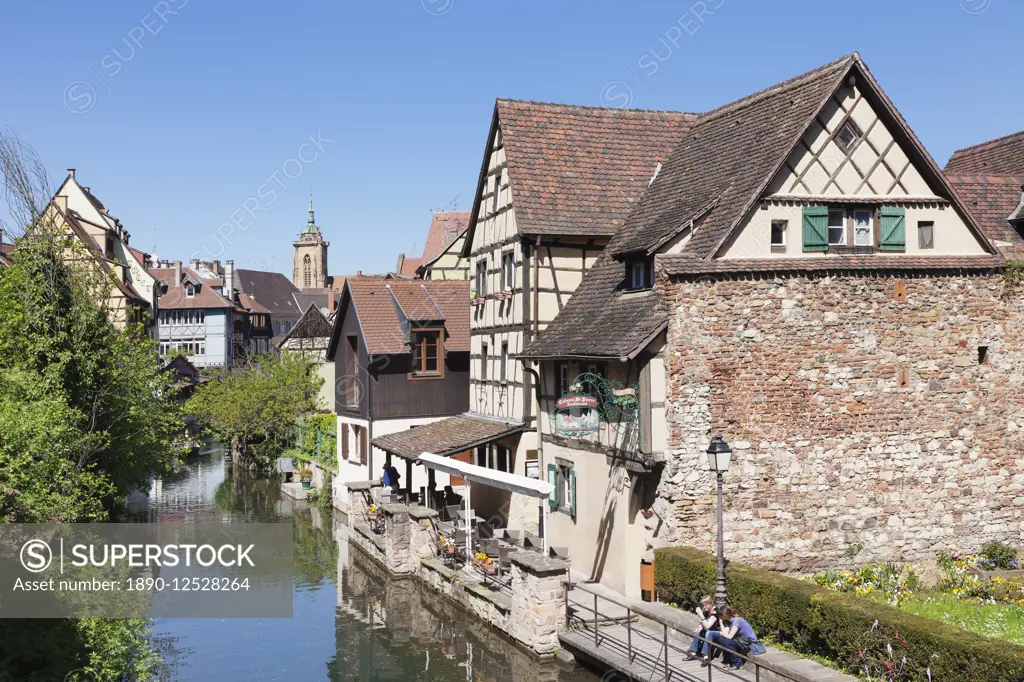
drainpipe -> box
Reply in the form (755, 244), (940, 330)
(367, 355), (374, 478)
(521, 364), (547, 542)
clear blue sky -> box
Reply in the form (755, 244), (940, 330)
(0, 0), (1020, 275)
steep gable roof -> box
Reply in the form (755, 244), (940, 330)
(152, 267), (234, 309)
(461, 101), (697, 255)
(327, 279), (470, 358)
(946, 129), (1024, 175)
(235, 269), (301, 318)
(610, 53), (996, 262)
(421, 211), (470, 264)
(281, 303), (333, 344)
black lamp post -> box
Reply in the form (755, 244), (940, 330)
(706, 435), (732, 608)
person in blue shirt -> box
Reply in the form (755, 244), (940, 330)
(702, 605), (765, 670)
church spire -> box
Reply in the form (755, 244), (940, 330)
(303, 194), (319, 235)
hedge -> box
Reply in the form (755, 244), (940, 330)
(655, 547), (1024, 682)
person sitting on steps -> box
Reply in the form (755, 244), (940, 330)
(684, 596), (719, 660)
(702, 604), (765, 670)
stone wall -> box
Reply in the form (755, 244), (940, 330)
(658, 270), (1024, 572)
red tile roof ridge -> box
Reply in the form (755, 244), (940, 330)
(496, 97), (699, 118)
(949, 129), (1024, 156)
(945, 174), (1024, 185)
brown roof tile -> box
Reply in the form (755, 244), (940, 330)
(520, 254), (665, 359)
(946, 174), (1024, 244)
(399, 257), (421, 277)
(152, 267), (234, 309)
(946, 130), (1024, 175)
(371, 414), (525, 460)
(421, 211), (470, 265)
(481, 100), (697, 241)
(346, 279), (470, 355)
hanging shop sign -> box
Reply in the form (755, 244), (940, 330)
(552, 372), (640, 439)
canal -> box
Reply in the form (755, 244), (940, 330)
(124, 442), (598, 681)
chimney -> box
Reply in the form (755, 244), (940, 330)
(189, 258), (200, 272)
(172, 260), (182, 286)
(213, 260), (222, 275)
(67, 168), (76, 179)
(356, 270), (362, 277)
(223, 260), (235, 297)
(328, 291), (336, 314)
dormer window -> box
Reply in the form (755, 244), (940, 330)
(411, 329), (443, 378)
(185, 285), (195, 298)
(836, 120), (861, 153)
(627, 260), (654, 291)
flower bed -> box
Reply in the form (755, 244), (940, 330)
(655, 546), (1024, 682)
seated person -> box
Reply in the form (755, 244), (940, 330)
(703, 605), (765, 670)
(443, 485), (463, 506)
(685, 596), (719, 659)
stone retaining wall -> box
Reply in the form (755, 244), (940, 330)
(659, 271), (1024, 572)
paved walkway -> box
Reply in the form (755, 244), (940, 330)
(562, 573), (856, 682)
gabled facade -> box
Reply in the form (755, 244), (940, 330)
(525, 53), (1016, 593)
(326, 279), (471, 502)
(419, 211), (471, 280)
(152, 260), (238, 367)
(39, 170), (156, 329)
(279, 303), (336, 410)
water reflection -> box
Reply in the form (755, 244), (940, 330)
(132, 443), (594, 681)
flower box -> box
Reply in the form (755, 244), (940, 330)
(474, 558), (497, 575)
(470, 297), (486, 307)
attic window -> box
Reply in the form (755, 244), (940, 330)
(628, 260), (654, 291)
(185, 285), (195, 298)
(836, 120), (862, 153)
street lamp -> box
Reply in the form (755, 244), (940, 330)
(706, 435), (732, 608)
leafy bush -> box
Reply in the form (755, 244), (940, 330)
(981, 541), (1020, 571)
(655, 547), (1024, 681)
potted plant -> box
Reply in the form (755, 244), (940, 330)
(439, 535), (456, 555)
(368, 504), (378, 520)
(474, 552), (497, 575)
(299, 468), (313, 490)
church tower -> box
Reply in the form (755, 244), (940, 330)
(292, 198), (329, 290)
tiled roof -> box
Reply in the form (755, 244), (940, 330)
(946, 130), (1024, 175)
(487, 100), (697, 239)
(0, 243), (13, 257)
(292, 290), (332, 315)
(421, 211), (470, 265)
(282, 303), (332, 341)
(520, 255), (665, 359)
(946, 174), (1024, 244)
(235, 269), (301, 318)
(371, 414), (525, 461)
(152, 267), (234, 309)
(611, 54), (856, 258)
(399, 257), (421, 277)
(238, 292), (272, 314)
(659, 253), (1005, 275)
(342, 279), (470, 356)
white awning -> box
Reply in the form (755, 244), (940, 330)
(418, 452), (554, 499)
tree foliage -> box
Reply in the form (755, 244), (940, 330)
(187, 352), (323, 467)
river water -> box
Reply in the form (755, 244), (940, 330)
(124, 441), (597, 682)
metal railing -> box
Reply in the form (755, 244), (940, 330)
(564, 583), (805, 682)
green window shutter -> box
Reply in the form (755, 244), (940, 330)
(879, 206), (906, 251)
(802, 206), (829, 252)
(570, 469), (577, 517)
(547, 464), (558, 509)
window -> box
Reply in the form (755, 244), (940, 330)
(771, 220), (787, 252)
(341, 425), (349, 461)
(481, 342), (489, 382)
(836, 120), (861, 152)
(978, 346), (989, 365)
(918, 221), (934, 250)
(345, 336), (359, 407)
(495, 446), (509, 473)
(185, 285), (195, 298)
(359, 426), (368, 465)
(303, 255), (312, 288)
(853, 210), (873, 247)
(581, 362), (606, 399)
(548, 461), (576, 516)
(411, 329), (442, 377)
(492, 170), (502, 215)
(556, 362), (570, 398)
(476, 445), (487, 467)
(104, 235), (113, 258)
(500, 251), (514, 291)
(628, 261), (654, 290)
(500, 342), (508, 384)
(525, 449), (539, 479)
(828, 208), (846, 245)
(475, 260), (487, 298)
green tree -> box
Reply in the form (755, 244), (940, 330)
(187, 352), (323, 468)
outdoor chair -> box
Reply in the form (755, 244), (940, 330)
(523, 533), (543, 552)
(503, 529), (523, 545)
(435, 518), (454, 535)
(479, 537), (499, 559)
(444, 505), (460, 523)
(550, 546), (569, 560)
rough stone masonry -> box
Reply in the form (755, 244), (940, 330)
(657, 270), (1024, 572)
